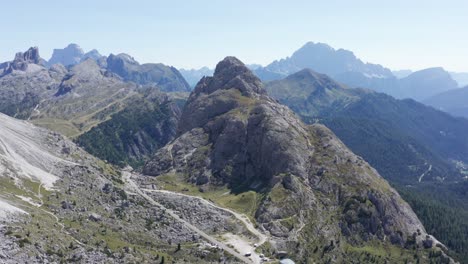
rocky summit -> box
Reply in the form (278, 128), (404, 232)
(1, 47), (44, 75)
(143, 57), (450, 263)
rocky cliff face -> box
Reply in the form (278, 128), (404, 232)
(144, 57), (446, 262)
(0, 48), (62, 119)
(47, 43), (85, 67)
(1, 47), (45, 75)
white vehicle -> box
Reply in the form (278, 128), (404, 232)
(245, 252), (252, 257)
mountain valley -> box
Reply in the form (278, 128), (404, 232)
(0, 44), (466, 263)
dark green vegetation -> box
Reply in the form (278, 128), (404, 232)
(265, 69), (468, 262)
(398, 182), (468, 262)
(76, 89), (182, 168)
(267, 69), (468, 183)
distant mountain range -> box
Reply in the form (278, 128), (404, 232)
(0, 46), (189, 166)
(180, 42), (466, 106)
(424, 85), (468, 119)
(395, 69), (468, 87)
(1, 43), (191, 92)
(257, 42), (394, 80)
(254, 42), (460, 101)
(394, 67), (459, 100)
(179, 42), (463, 103)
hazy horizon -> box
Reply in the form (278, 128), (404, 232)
(2, 0), (468, 72)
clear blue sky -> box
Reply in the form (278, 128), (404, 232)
(1, 0), (467, 71)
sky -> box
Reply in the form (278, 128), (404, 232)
(1, 0), (468, 72)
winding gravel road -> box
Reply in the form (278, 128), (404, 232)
(142, 188), (268, 262)
(123, 171), (256, 264)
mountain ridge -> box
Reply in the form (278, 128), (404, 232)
(143, 57), (449, 263)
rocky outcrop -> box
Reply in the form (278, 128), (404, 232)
(2, 47), (45, 75)
(55, 58), (104, 96)
(0, 47), (61, 118)
(144, 57), (444, 262)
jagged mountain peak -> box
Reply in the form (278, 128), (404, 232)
(13, 47), (41, 64)
(1, 47), (45, 75)
(192, 56), (265, 97)
(107, 53), (139, 66)
(177, 57), (268, 134)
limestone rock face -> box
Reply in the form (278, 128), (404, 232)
(143, 57), (436, 261)
(47, 43), (85, 67)
(2, 47), (44, 74)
